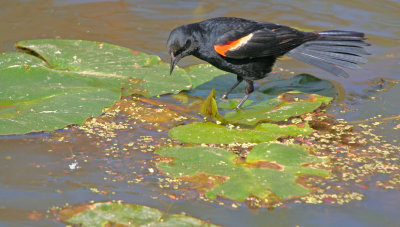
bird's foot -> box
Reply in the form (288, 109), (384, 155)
(235, 94), (249, 110)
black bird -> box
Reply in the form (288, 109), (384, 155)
(167, 17), (369, 109)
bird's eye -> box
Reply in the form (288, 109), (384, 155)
(184, 39), (191, 49)
(172, 40), (191, 57)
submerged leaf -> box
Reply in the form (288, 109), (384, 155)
(260, 73), (336, 97)
(59, 202), (219, 227)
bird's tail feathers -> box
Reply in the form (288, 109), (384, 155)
(286, 30), (370, 78)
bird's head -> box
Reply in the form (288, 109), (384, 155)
(167, 25), (197, 74)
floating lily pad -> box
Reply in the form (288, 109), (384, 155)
(223, 92), (333, 125)
(16, 39), (192, 97)
(254, 123), (313, 136)
(185, 64), (226, 89)
(0, 52), (119, 135)
(218, 99), (254, 109)
(170, 122), (277, 144)
(156, 143), (329, 201)
(58, 202), (218, 227)
(169, 122), (313, 144)
(246, 143), (329, 199)
(0, 39), (226, 135)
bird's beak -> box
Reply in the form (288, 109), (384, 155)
(170, 53), (176, 75)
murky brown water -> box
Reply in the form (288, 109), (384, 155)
(1, 0), (399, 226)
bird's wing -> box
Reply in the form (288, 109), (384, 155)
(214, 26), (316, 59)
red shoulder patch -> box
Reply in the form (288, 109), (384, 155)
(214, 33), (254, 57)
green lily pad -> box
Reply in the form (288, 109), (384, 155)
(254, 123), (313, 136)
(169, 122), (277, 144)
(156, 143), (329, 201)
(246, 143), (329, 198)
(16, 39), (192, 97)
(0, 52), (119, 135)
(185, 64), (226, 89)
(223, 92), (333, 125)
(218, 98), (254, 109)
(0, 39), (228, 135)
(169, 122), (313, 144)
(59, 202), (218, 227)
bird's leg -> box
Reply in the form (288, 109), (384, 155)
(221, 76), (243, 99)
(235, 80), (254, 110)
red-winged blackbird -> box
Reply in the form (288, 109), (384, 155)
(167, 17), (370, 109)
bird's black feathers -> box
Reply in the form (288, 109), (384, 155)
(167, 17), (370, 108)
(287, 30), (370, 77)
(215, 27), (317, 59)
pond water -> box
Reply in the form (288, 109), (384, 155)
(0, 0), (399, 226)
